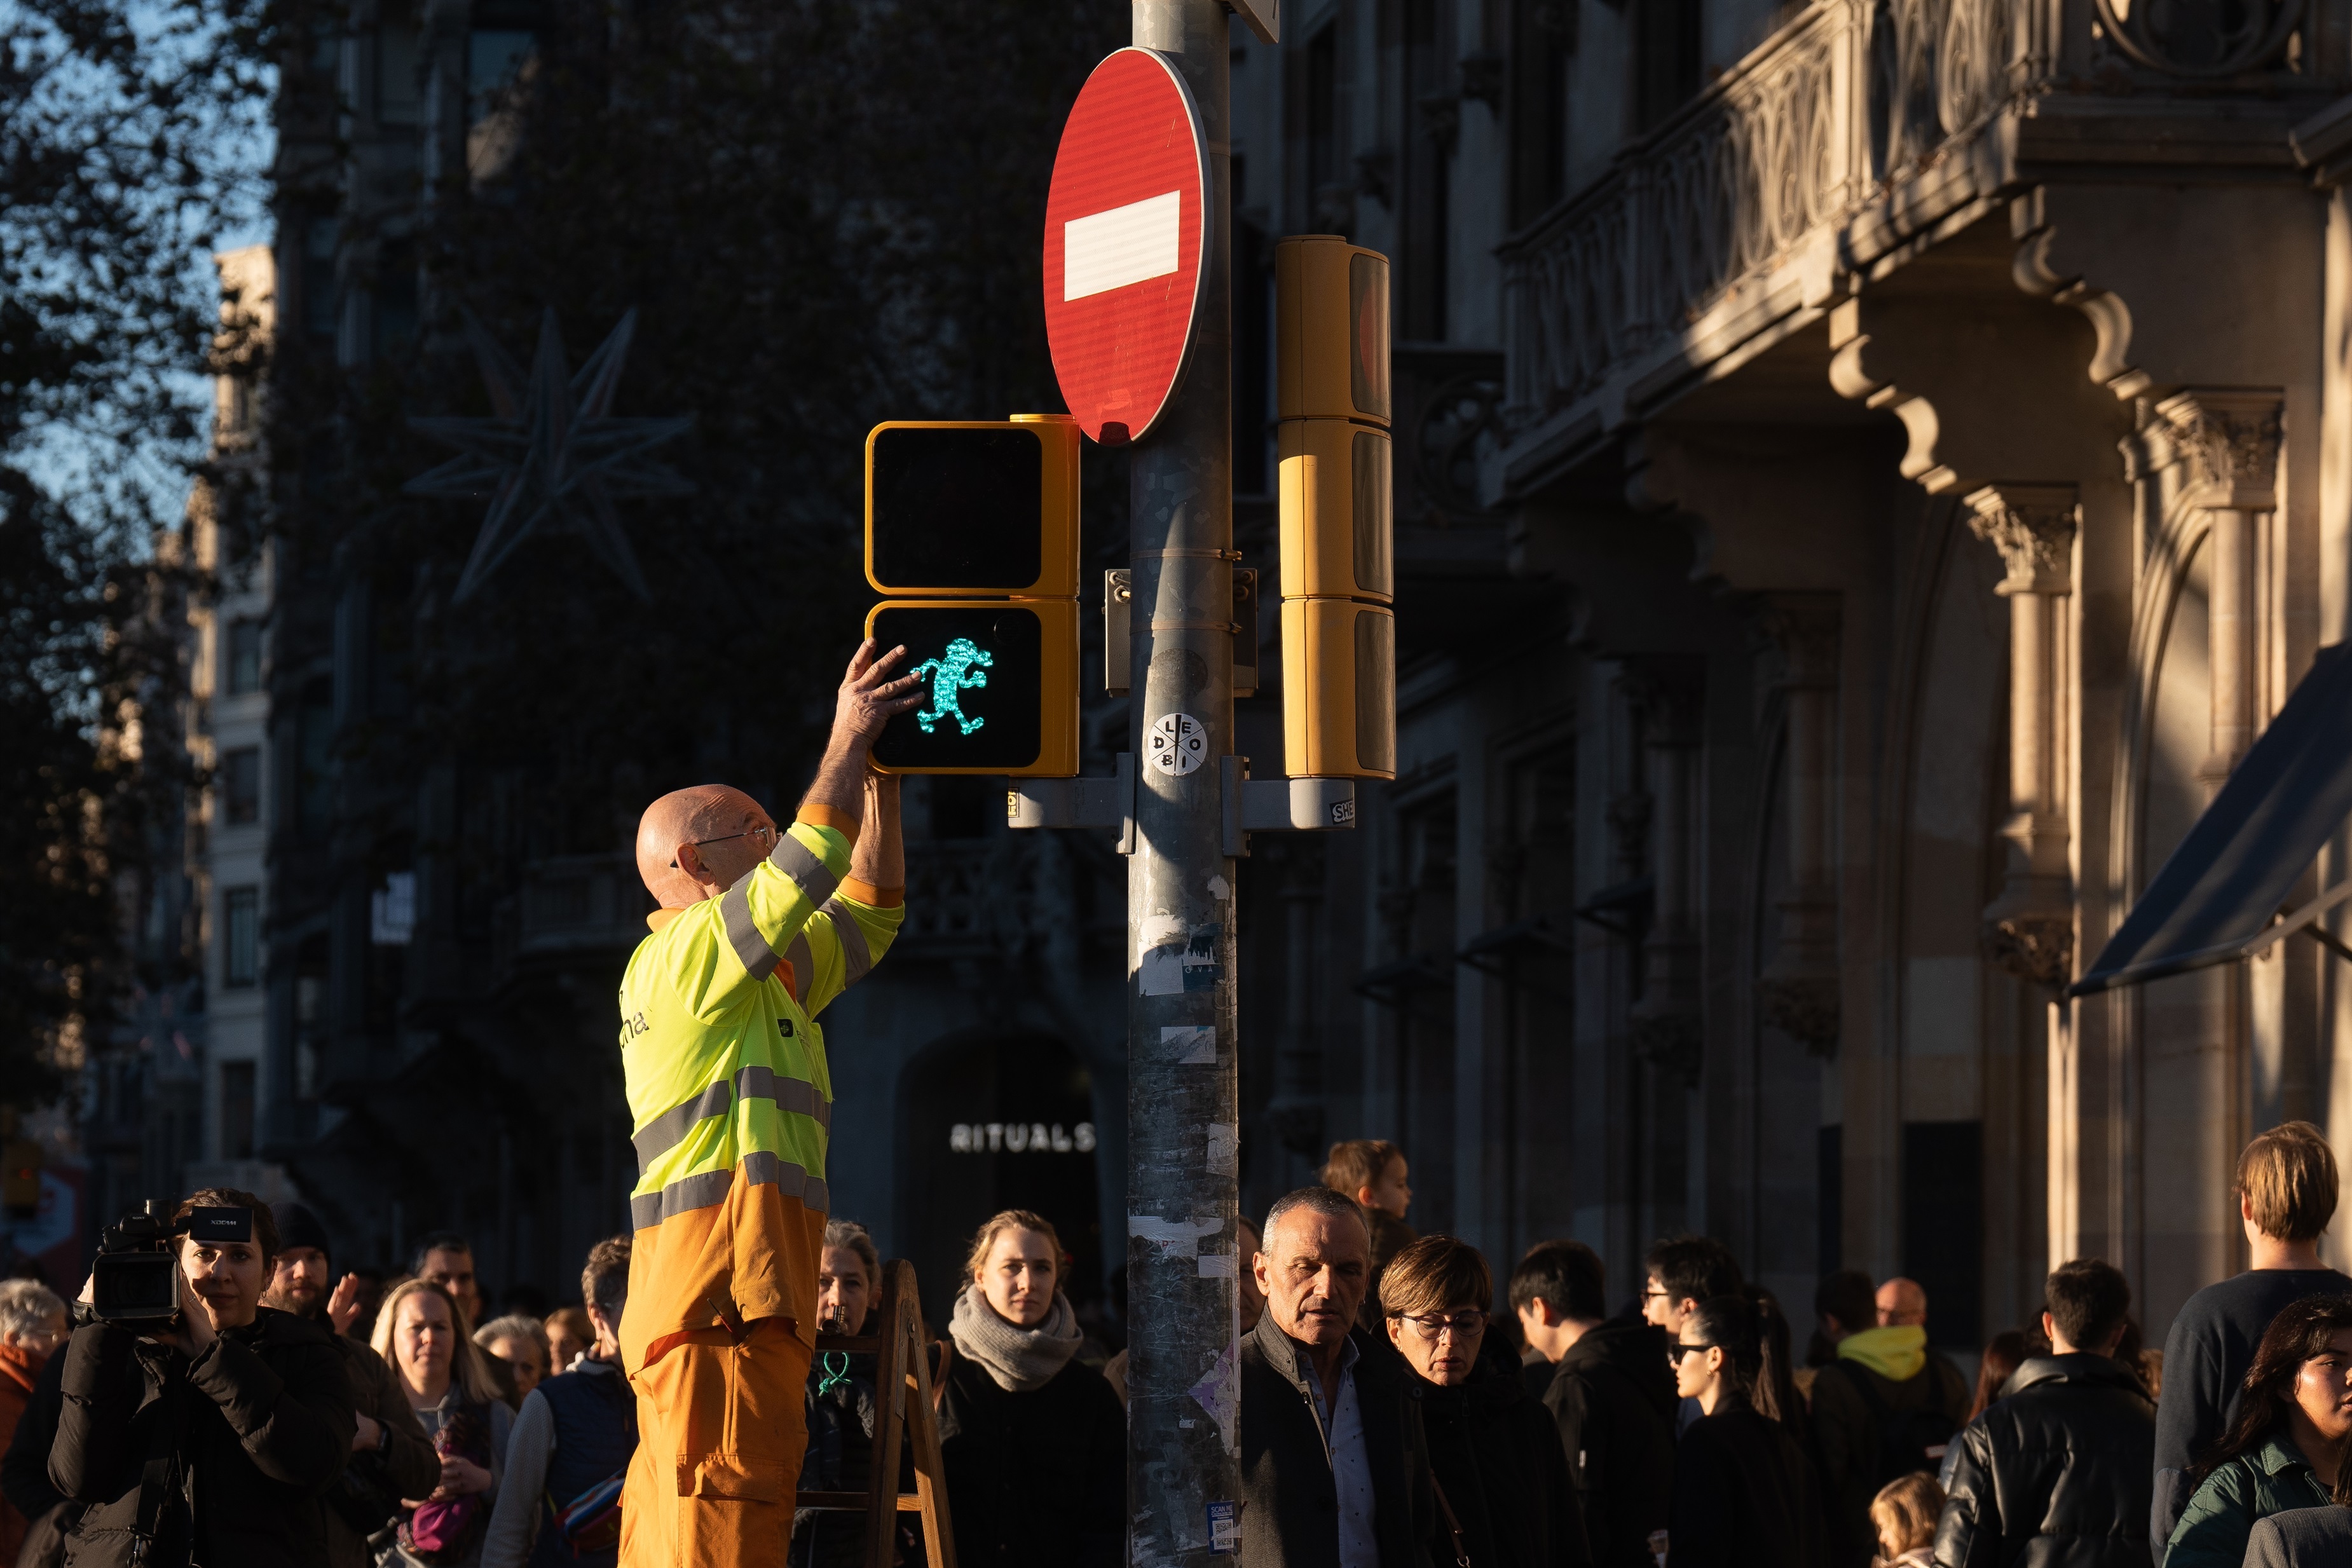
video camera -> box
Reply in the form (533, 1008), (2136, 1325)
(89, 1199), (253, 1326)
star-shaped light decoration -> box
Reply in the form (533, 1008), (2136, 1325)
(406, 308), (692, 603)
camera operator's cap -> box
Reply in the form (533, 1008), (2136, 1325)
(271, 1202), (332, 1263)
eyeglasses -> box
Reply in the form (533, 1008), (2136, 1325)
(671, 824), (777, 868)
(1393, 1310), (1489, 1340)
(1667, 1342), (1719, 1363)
(1642, 1288), (1672, 1300)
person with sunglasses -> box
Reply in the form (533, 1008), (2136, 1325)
(1379, 1236), (1589, 1568)
(1664, 1295), (1822, 1568)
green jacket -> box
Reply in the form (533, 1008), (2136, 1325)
(2164, 1433), (2334, 1568)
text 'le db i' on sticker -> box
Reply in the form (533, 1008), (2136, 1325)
(1149, 711), (1208, 775)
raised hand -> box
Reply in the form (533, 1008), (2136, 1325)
(833, 639), (923, 748)
(327, 1272), (364, 1333)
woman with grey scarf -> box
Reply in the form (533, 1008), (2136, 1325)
(938, 1210), (1124, 1568)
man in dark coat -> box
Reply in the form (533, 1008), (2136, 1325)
(1512, 1241), (1673, 1568)
(1937, 1260), (2157, 1568)
(261, 1200), (439, 1568)
(1240, 1186), (1433, 1568)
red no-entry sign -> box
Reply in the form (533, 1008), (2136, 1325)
(1043, 49), (1208, 446)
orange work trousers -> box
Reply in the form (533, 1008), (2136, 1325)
(620, 1318), (812, 1568)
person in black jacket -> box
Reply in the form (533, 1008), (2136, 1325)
(1666, 1293), (1822, 1568)
(1240, 1186), (1433, 1568)
(1512, 1241), (1672, 1568)
(49, 1187), (356, 1568)
(1936, 1258), (2157, 1568)
(938, 1209), (1123, 1568)
(259, 1200), (439, 1568)
(1383, 1235), (1588, 1568)
(794, 1220), (893, 1568)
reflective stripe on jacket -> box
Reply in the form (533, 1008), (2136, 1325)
(617, 811), (903, 1374)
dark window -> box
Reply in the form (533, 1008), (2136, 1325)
(302, 217), (338, 342)
(224, 887), (259, 987)
(226, 621), (262, 695)
(1817, 1124), (1842, 1273)
(1402, 0), (1451, 339)
(222, 747), (261, 826)
(372, 244), (418, 362)
(1901, 1121), (1982, 1346)
(468, 29), (534, 123)
(297, 700), (335, 835)
(221, 1060), (256, 1161)
(1636, 0), (1706, 132)
(1510, 0), (1575, 224)
(1304, 25), (1340, 221)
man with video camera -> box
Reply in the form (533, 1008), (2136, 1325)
(50, 1186), (356, 1566)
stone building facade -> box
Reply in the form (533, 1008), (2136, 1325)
(1214, 0), (2352, 1341)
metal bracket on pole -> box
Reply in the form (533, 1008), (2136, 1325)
(1008, 752), (1137, 854)
(1220, 756), (1357, 857)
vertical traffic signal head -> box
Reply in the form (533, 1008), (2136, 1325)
(1280, 598), (1395, 779)
(1277, 419), (1392, 602)
(865, 416), (1081, 596)
(1275, 236), (1390, 427)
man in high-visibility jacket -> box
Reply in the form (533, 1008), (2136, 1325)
(617, 638), (920, 1568)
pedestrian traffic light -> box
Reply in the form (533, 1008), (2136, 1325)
(864, 413), (1081, 777)
(1276, 236), (1395, 780)
(864, 600), (1080, 774)
(866, 417), (1081, 597)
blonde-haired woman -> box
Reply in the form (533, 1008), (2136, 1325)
(938, 1210), (1123, 1568)
(371, 1278), (513, 1567)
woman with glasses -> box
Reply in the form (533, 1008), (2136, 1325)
(1379, 1235), (1589, 1568)
(1665, 1294), (1821, 1568)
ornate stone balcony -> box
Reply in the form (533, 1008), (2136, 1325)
(1488, 0), (2324, 497)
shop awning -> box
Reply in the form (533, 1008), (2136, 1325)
(2070, 643), (2352, 997)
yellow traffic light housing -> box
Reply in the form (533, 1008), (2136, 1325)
(865, 415), (1082, 598)
(1276, 236), (1390, 426)
(863, 599), (1080, 777)
(1275, 237), (1395, 780)
(863, 413), (1082, 777)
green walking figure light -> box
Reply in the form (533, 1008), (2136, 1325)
(912, 638), (993, 735)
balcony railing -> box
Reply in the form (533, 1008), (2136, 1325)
(1497, 0), (2059, 443)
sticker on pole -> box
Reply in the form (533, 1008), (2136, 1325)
(1206, 1501), (1240, 1554)
(1043, 48), (1209, 446)
(1149, 712), (1208, 775)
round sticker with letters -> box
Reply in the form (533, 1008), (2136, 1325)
(1149, 711), (1207, 776)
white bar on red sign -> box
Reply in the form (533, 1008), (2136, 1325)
(1063, 190), (1182, 301)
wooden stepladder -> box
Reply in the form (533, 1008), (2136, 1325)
(795, 1258), (957, 1568)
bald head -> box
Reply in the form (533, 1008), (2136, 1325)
(636, 785), (774, 908)
(1877, 1276), (1927, 1328)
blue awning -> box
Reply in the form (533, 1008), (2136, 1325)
(2070, 643), (2352, 997)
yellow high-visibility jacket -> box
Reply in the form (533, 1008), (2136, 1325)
(616, 807), (903, 1374)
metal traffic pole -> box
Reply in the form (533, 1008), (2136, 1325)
(1124, 0), (1241, 1561)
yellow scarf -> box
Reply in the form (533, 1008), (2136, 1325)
(1838, 1323), (1926, 1381)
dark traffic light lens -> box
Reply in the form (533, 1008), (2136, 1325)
(869, 426), (1045, 591)
(872, 605), (1046, 770)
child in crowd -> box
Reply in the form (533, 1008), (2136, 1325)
(1870, 1473), (1943, 1568)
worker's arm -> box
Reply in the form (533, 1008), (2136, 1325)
(847, 768), (902, 890)
(795, 773), (905, 1017)
(799, 640), (920, 840)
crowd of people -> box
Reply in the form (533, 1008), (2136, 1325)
(8, 1119), (2352, 1567)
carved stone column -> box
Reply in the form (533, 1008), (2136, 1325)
(2156, 390), (2282, 787)
(1756, 596), (1841, 1054)
(1965, 483), (2079, 985)
(1627, 658), (1706, 1082)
